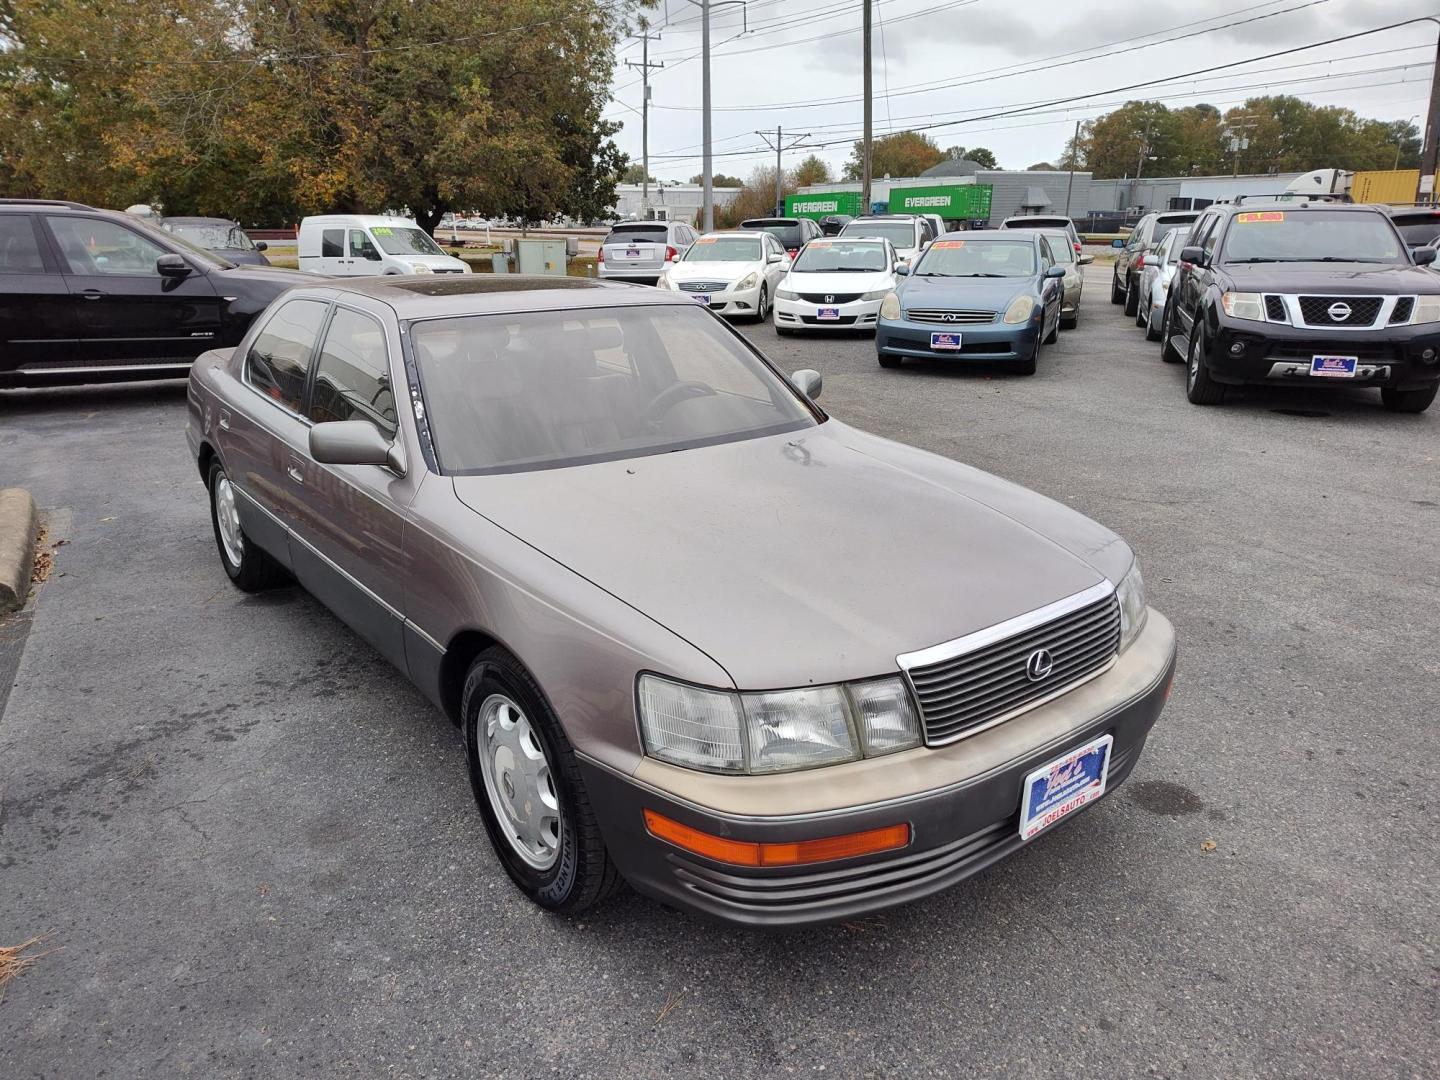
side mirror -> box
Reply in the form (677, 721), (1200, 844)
(790, 368), (822, 400)
(1179, 245), (1205, 267)
(156, 253), (192, 278)
(1415, 247), (1437, 266)
(310, 420), (404, 473)
(254, 241), (268, 252)
(1078, 254), (1094, 265)
(1045, 265), (1067, 278)
(894, 263), (910, 275)
(365, 247), (383, 261)
(768, 253), (783, 264)
(1111, 239), (1125, 249)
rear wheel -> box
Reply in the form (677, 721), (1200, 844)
(1135, 291), (1149, 327)
(1145, 297), (1162, 341)
(1380, 384), (1437, 413)
(462, 647), (622, 915)
(208, 461), (287, 592)
(1123, 273), (1139, 316)
(1061, 307), (1078, 330)
(1185, 323), (1226, 405)
(1110, 272), (1124, 305)
(1160, 303), (1183, 363)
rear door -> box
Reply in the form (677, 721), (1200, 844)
(43, 214), (223, 364)
(0, 214), (76, 376)
(601, 224), (670, 273)
(1173, 213), (1220, 338)
(318, 227), (351, 275)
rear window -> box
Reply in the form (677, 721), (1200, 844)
(0, 216), (46, 273)
(1390, 212), (1440, 246)
(740, 220), (802, 246)
(838, 221), (918, 249)
(1006, 218), (1071, 231)
(1152, 221), (1192, 247)
(606, 225), (668, 245)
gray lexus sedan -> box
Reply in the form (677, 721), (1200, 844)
(186, 275), (1177, 927)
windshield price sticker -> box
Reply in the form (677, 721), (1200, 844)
(1236, 211), (1284, 224)
(808, 241), (832, 248)
(372, 227), (394, 236)
(931, 240), (965, 249)
(695, 236), (717, 244)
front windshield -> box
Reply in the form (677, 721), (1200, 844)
(412, 305), (816, 474)
(1221, 210), (1405, 263)
(170, 223), (254, 250)
(683, 236), (763, 262)
(1040, 234), (1074, 264)
(372, 226), (445, 256)
(913, 239), (1037, 277)
(792, 240), (888, 272)
(840, 221), (917, 249)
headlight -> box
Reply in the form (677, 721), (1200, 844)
(861, 289), (890, 301)
(1003, 295), (1036, 324)
(1116, 560), (1147, 652)
(879, 292), (901, 319)
(636, 673), (921, 774)
(1413, 295), (1440, 324)
(1220, 291), (1264, 321)
(775, 287), (798, 300)
(736, 271), (758, 291)
(409, 263), (434, 274)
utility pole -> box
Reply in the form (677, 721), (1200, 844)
(680, 0), (746, 231)
(756, 126), (813, 216)
(1223, 117), (1256, 178)
(1419, 26), (1440, 204)
(1063, 118), (1081, 218)
(861, 0), (873, 212)
(623, 31), (664, 218)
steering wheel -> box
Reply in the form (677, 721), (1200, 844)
(644, 380), (716, 424)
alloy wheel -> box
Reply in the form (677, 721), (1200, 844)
(214, 476), (244, 568)
(476, 693), (561, 871)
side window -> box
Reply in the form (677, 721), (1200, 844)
(246, 299), (329, 413)
(0, 216), (47, 273)
(1038, 237), (1053, 267)
(47, 217), (165, 276)
(349, 229), (381, 262)
(307, 308), (397, 439)
(321, 229), (344, 258)
(1200, 215), (1222, 259)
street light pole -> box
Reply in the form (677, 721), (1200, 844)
(861, 0), (873, 212)
(1063, 118), (1080, 218)
(680, 0), (746, 231)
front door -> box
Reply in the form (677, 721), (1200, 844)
(0, 214), (76, 378)
(348, 229), (386, 275)
(43, 215), (223, 365)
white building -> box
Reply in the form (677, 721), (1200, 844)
(610, 183), (743, 225)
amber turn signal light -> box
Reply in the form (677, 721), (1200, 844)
(643, 809), (910, 867)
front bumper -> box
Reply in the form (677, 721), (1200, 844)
(876, 314), (1041, 361)
(774, 296), (883, 330)
(1202, 314), (1440, 390)
(581, 610), (1177, 927)
(668, 281), (761, 317)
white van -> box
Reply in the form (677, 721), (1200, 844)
(297, 214), (470, 276)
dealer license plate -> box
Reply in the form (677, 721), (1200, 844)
(691, 293), (711, 306)
(624, 247), (641, 259)
(817, 307), (840, 321)
(1019, 734), (1113, 841)
(930, 331), (962, 351)
(1311, 355), (1358, 378)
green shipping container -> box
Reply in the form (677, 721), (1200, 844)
(888, 184), (993, 221)
(784, 191), (865, 220)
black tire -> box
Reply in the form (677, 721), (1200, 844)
(754, 284), (769, 323)
(1061, 307), (1078, 331)
(1043, 313), (1059, 345)
(207, 460), (288, 592)
(1144, 300), (1162, 341)
(1122, 273), (1139, 317)
(878, 351), (902, 369)
(1380, 384), (1438, 413)
(1135, 291), (1149, 327)
(462, 647), (622, 915)
(1110, 272), (1124, 305)
(1160, 302), (1183, 363)
(1185, 322), (1226, 405)
(1015, 337), (1039, 376)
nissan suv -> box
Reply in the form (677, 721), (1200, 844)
(1159, 201), (1440, 413)
(1111, 210), (1199, 317)
(0, 199), (309, 389)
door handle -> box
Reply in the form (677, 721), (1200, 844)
(218, 409), (231, 431)
(82, 289), (105, 300)
(287, 454), (304, 484)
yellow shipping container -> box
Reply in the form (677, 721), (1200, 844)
(1352, 169), (1420, 205)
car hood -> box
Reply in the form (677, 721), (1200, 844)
(407, 253), (469, 271)
(213, 263), (313, 287)
(898, 273), (1037, 310)
(785, 269), (893, 293)
(1220, 262), (1440, 293)
(668, 260), (763, 281)
(451, 422), (1106, 689)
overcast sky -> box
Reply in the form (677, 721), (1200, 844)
(604, 0), (1438, 183)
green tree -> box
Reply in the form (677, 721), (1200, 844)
(691, 173), (745, 187)
(843, 130), (943, 180)
(1027, 162), (1058, 171)
(624, 164), (657, 184)
(791, 154), (832, 186)
(965, 147), (999, 169)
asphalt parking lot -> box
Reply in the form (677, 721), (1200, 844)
(2, 264), (1437, 1079)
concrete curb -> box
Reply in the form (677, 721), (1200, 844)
(0, 487), (38, 615)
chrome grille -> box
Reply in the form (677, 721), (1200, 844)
(679, 281), (727, 292)
(798, 292), (862, 304)
(905, 308), (996, 325)
(1297, 295), (1381, 327)
(902, 588), (1121, 746)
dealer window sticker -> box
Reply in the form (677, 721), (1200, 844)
(931, 240), (966, 249)
(1235, 211), (1284, 223)
(372, 227), (394, 236)
(694, 236), (717, 244)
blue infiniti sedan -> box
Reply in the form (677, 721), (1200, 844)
(875, 230), (1067, 374)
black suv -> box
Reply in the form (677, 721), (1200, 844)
(738, 216), (823, 256)
(0, 199), (310, 389)
(1159, 201), (1440, 413)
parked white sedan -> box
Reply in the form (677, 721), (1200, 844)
(1136, 228), (1189, 341)
(657, 231), (790, 321)
(773, 237), (899, 335)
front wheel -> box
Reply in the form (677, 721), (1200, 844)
(753, 284), (769, 323)
(1185, 323), (1226, 405)
(1123, 274), (1139, 317)
(1110, 273), (1124, 305)
(1381, 384), (1437, 413)
(208, 461), (287, 592)
(1015, 336), (1039, 376)
(1043, 310), (1059, 345)
(462, 647), (622, 915)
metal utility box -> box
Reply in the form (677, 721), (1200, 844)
(784, 191), (865, 221)
(514, 238), (567, 276)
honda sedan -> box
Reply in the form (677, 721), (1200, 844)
(187, 275), (1176, 927)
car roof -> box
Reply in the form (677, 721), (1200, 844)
(949, 229), (1040, 242)
(301, 214), (419, 227)
(1003, 215), (1072, 223)
(1215, 200), (1381, 215)
(1380, 205), (1440, 219)
(297, 274), (694, 319)
(0, 198), (99, 212)
(164, 216), (237, 226)
(1154, 211), (1199, 221)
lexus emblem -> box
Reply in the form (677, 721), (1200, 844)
(824, 294), (835, 304)
(1025, 648), (1055, 682)
(1327, 302), (1351, 322)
